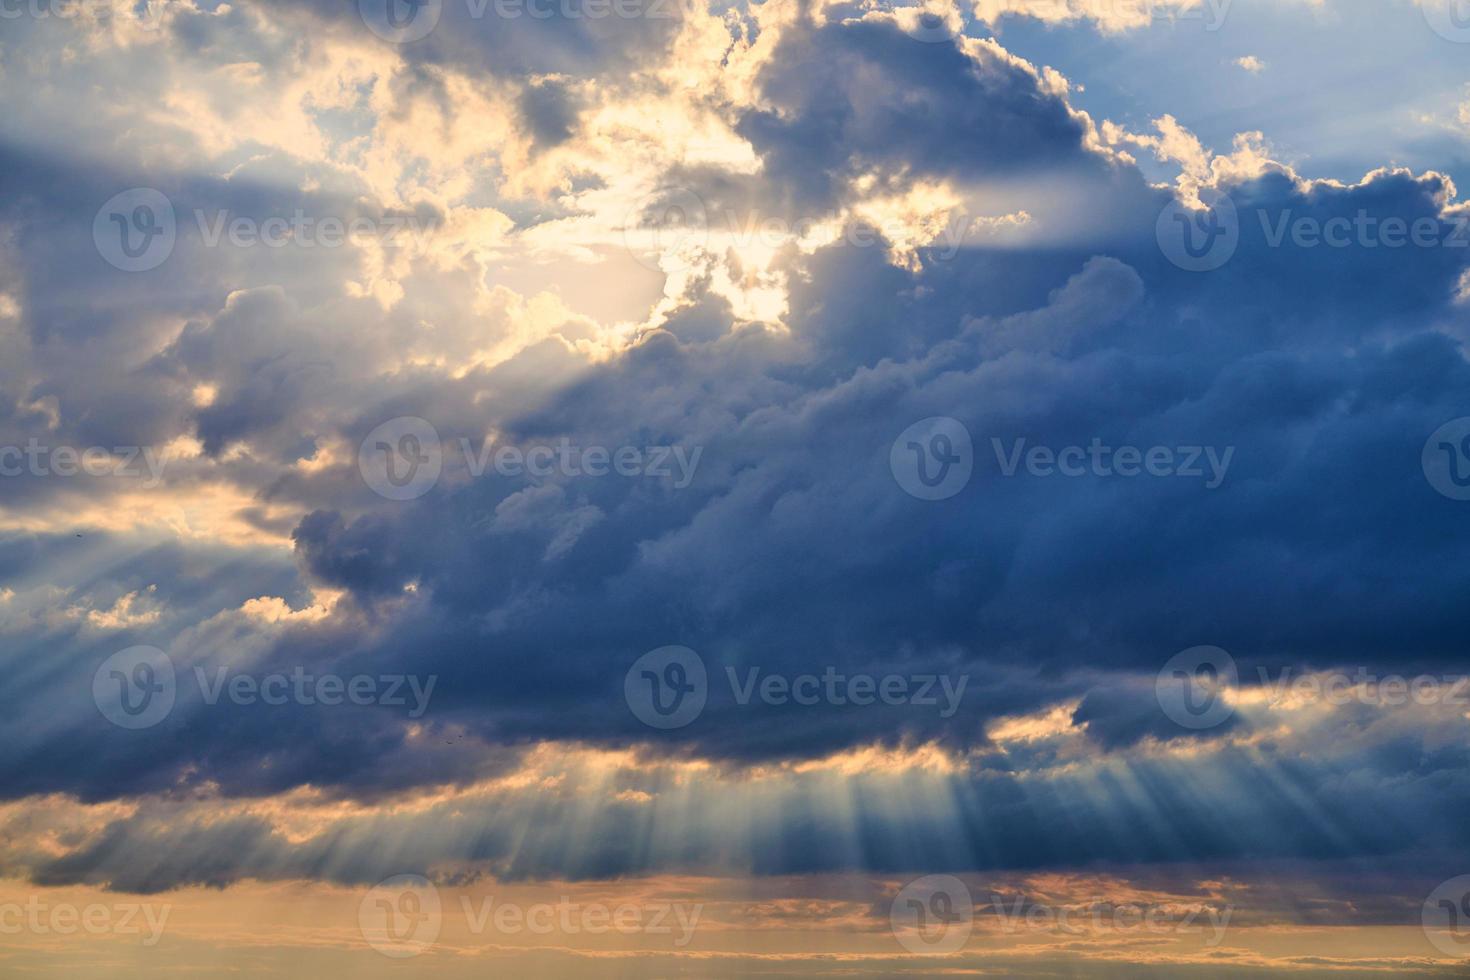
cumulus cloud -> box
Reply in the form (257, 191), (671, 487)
(0, 0), (1468, 912)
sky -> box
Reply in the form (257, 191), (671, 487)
(2, 0), (1470, 975)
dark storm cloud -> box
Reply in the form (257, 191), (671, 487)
(15, 722), (1470, 892)
(285, 154), (1470, 764)
(735, 19), (1104, 211)
(0, 1), (1468, 890)
(255, 0), (694, 83)
(519, 78), (583, 150)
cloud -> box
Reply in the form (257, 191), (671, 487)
(1, 0), (1469, 906)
